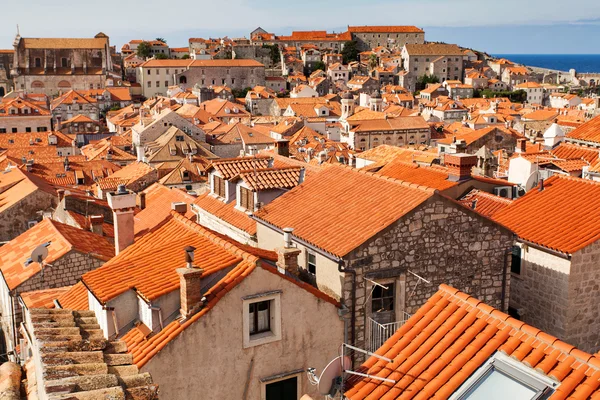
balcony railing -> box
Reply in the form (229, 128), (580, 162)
(366, 312), (412, 352)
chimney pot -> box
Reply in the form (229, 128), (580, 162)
(107, 187), (137, 255)
(177, 246), (203, 319)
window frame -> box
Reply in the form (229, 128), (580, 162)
(511, 245), (522, 275)
(306, 251), (317, 275)
(249, 300), (271, 335)
(213, 175), (226, 198)
(243, 291), (282, 348)
(372, 281), (395, 314)
(240, 186), (255, 211)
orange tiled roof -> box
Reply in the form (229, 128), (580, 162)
(377, 159), (457, 191)
(233, 167), (302, 191)
(567, 115), (600, 144)
(493, 175), (600, 254)
(254, 165), (435, 257)
(209, 156), (272, 180)
(0, 97), (50, 116)
(0, 167), (56, 214)
(345, 284), (600, 399)
(0, 219), (114, 290)
(458, 189), (513, 218)
(19, 286), (71, 309)
(83, 212), (251, 303)
(21, 37), (107, 49)
(192, 192), (257, 235)
(437, 126), (521, 146)
(56, 281), (89, 310)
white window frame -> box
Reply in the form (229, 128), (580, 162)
(450, 351), (558, 400)
(306, 250), (317, 275)
(242, 291), (282, 349)
(260, 372), (302, 400)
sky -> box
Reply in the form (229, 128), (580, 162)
(1, 0), (600, 54)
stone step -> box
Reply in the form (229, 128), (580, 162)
(31, 314), (74, 323)
(105, 341), (128, 354)
(48, 385), (125, 400)
(42, 351), (104, 365)
(80, 330), (105, 340)
(44, 363), (109, 380)
(73, 310), (96, 318)
(103, 353), (133, 366)
(125, 384), (159, 400)
(118, 373), (153, 389)
(30, 308), (73, 315)
(107, 365), (139, 377)
(36, 334), (82, 342)
(77, 323), (101, 330)
(45, 373), (119, 393)
(32, 320), (77, 328)
(36, 327), (81, 336)
(41, 339), (106, 352)
(74, 317), (98, 325)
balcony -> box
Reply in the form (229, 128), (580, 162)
(366, 312), (412, 352)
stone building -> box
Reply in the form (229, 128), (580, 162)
(0, 168), (57, 242)
(0, 96), (51, 133)
(10, 32), (116, 96)
(254, 164), (514, 358)
(348, 26), (425, 51)
(401, 43), (465, 91)
(0, 218), (114, 362)
(437, 126), (521, 155)
(493, 175), (600, 353)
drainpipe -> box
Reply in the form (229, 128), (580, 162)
(501, 238), (516, 313)
(338, 258), (356, 363)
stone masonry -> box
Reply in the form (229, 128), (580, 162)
(342, 196), (514, 354)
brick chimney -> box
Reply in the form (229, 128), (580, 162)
(276, 228), (301, 275)
(57, 189), (65, 204)
(516, 138), (527, 153)
(445, 153), (477, 182)
(88, 215), (104, 236)
(107, 185), (136, 255)
(172, 202), (187, 214)
(137, 192), (146, 210)
(177, 246), (204, 319)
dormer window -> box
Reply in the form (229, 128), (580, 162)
(182, 170), (190, 181)
(175, 135), (184, 142)
(214, 175), (226, 198)
(240, 187), (255, 211)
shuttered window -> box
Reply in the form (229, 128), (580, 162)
(214, 176), (225, 198)
(240, 187), (255, 211)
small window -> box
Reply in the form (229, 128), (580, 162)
(240, 186), (255, 210)
(307, 252), (316, 274)
(249, 300), (270, 336)
(511, 246), (522, 275)
(12, 128), (17, 133)
(25, 127), (32, 133)
(372, 282), (395, 313)
(175, 135), (185, 142)
(214, 175), (226, 198)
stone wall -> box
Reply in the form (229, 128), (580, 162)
(352, 32), (425, 52)
(567, 240), (600, 353)
(14, 74), (106, 97)
(0, 190), (56, 242)
(509, 245), (571, 341)
(0, 115), (52, 133)
(343, 196), (514, 352)
(177, 66), (266, 91)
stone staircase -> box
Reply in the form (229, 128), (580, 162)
(28, 308), (159, 400)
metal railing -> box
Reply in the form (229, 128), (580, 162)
(366, 312), (412, 353)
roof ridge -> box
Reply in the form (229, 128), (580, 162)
(44, 218), (74, 254)
(438, 284), (600, 370)
(169, 211), (259, 263)
(349, 165), (437, 193)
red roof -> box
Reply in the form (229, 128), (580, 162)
(254, 165), (435, 257)
(458, 189), (513, 218)
(192, 192), (257, 235)
(345, 284), (600, 399)
(493, 175), (600, 254)
(57, 281), (89, 310)
(377, 160), (457, 191)
(567, 115), (600, 144)
(20, 286), (71, 309)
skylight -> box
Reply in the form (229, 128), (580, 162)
(450, 352), (558, 400)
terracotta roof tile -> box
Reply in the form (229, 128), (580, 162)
(493, 175), (600, 254)
(254, 165), (435, 257)
(0, 219), (114, 290)
(567, 115), (600, 144)
(209, 156), (272, 180)
(345, 284), (600, 399)
(376, 159), (457, 191)
(56, 281), (89, 310)
(458, 189), (513, 218)
(192, 192), (257, 235)
(233, 167), (303, 191)
(19, 286), (71, 309)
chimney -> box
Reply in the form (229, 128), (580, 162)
(539, 178), (545, 192)
(57, 189), (65, 204)
(88, 215), (104, 236)
(137, 192), (146, 210)
(107, 184), (137, 255)
(445, 153), (477, 182)
(177, 246), (204, 319)
(516, 138), (527, 153)
(299, 168), (306, 184)
(276, 227), (302, 275)
(172, 202), (187, 214)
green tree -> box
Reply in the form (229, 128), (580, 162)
(313, 61), (326, 72)
(156, 37), (167, 44)
(136, 42), (151, 59)
(232, 87), (252, 98)
(262, 44), (281, 65)
(341, 41), (358, 64)
(182, 54), (190, 59)
(368, 53), (379, 70)
(415, 74), (440, 91)
(154, 53), (168, 60)
(473, 89), (528, 103)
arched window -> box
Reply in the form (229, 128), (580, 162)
(58, 80), (71, 88)
(31, 81), (45, 89)
(179, 76), (187, 84)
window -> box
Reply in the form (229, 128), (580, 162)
(61, 58), (68, 68)
(35, 57), (41, 68)
(372, 282), (395, 313)
(249, 300), (270, 335)
(214, 175), (226, 197)
(175, 135), (185, 142)
(307, 252), (316, 275)
(0, 128), (5, 133)
(165, 80), (169, 87)
(25, 127), (31, 133)
(450, 352), (557, 400)
(12, 128), (17, 133)
(147, 69), (151, 75)
(155, 69), (159, 75)
(240, 186), (255, 210)
(156, 81), (160, 87)
(265, 377), (298, 400)
(147, 81), (151, 88)
(166, 69), (169, 74)
(511, 246), (522, 275)
(243, 292), (281, 348)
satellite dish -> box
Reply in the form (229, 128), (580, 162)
(318, 355), (351, 396)
(24, 242), (51, 267)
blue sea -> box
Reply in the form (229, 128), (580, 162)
(493, 54), (600, 73)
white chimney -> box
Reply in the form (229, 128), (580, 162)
(107, 185), (136, 255)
